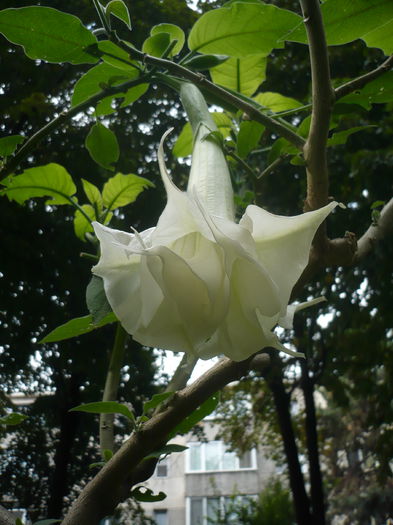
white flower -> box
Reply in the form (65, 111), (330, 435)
(92, 84), (338, 361)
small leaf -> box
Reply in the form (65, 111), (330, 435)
(327, 126), (375, 146)
(82, 179), (103, 211)
(254, 92), (303, 112)
(74, 204), (96, 242)
(0, 134), (25, 157)
(236, 120), (265, 158)
(102, 173), (153, 211)
(105, 0), (131, 30)
(131, 487), (166, 502)
(150, 23), (185, 56)
(145, 444), (188, 459)
(142, 32), (170, 58)
(184, 54), (229, 72)
(371, 200), (385, 210)
(39, 312), (117, 343)
(0, 164), (76, 205)
(0, 412), (27, 426)
(170, 393), (220, 437)
(103, 448), (114, 462)
(143, 392), (174, 415)
(85, 122), (119, 170)
(69, 401), (135, 422)
(0, 7), (98, 64)
(86, 275), (112, 324)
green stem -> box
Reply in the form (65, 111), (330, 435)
(92, 0), (111, 34)
(99, 323), (128, 457)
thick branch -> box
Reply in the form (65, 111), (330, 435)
(0, 76), (150, 179)
(355, 197), (393, 261)
(300, 0), (335, 212)
(335, 55), (393, 101)
(61, 354), (270, 525)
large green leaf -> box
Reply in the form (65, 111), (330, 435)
(210, 55), (267, 97)
(102, 173), (153, 211)
(40, 312), (117, 343)
(0, 7), (98, 64)
(0, 164), (76, 205)
(85, 122), (119, 170)
(170, 393), (220, 437)
(150, 23), (185, 56)
(98, 40), (136, 71)
(254, 92), (303, 113)
(338, 71), (393, 109)
(142, 32), (171, 58)
(71, 63), (138, 108)
(0, 134), (25, 157)
(173, 112), (232, 158)
(285, 0), (393, 55)
(188, 2), (301, 57)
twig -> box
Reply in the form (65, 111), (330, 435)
(335, 55), (393, 101)
(300, 0), (335, 212)
(61, 353), (270, 525)
(0, 76), (150, 179)
(258, 154), (289, 179)
(164, 353), (199, 393)
(99, 324), (128, 457)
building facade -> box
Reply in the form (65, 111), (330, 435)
(140, 421), (275, 525)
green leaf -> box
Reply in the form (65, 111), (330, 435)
(0, 164), (76, 205)
(327, 126), (376, 146)
(173, 112), (232, 158)
(142, 32), (171, 58)
(0, 412), (27, 426)
(86, 275), (112, 324)
(0, 7), (98, 64)
(103, 448), (114, 462)
(98, 40), (136, 71)
(0, 134), (25, 157)
(105, 0), (131, 30)
(170, 393), (220, 437)
(82, 179), (103, 211)
(39, 312), (117, 343)
(150, 23), (185, 56)
(188, 3), (301, 57)
(182, 54), (229, 71)
(254, 92), (303, 112)
(143, 392), (174, 415)
(236, 120), (265, 158)
(71, 62), (137, 108)
(210, 55), (267, 97)
(131, 487), (166, 502)
(69, 401), (135, 422)
(102, 173), (153, 211)
(338, 71), (393, 110)
(285, 0), (393, 56)
(85, 122), (119, 170)
(371, 200), (385, 210)
(73, 204), (95, 242)
(145, 444), (188, 459)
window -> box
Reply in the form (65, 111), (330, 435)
(186, 441), (256, 472)
(153, 509), (168, 525)
(155, 456), (168, 477)
(188, 496), (257, 525)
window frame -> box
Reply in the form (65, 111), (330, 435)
(185, 440), (257, 473)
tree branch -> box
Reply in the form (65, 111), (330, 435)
(61, 354), (270, 525)
(335, 55), (393, 101)
(0, 76), (150, 179)
(300, 0), (335, 212)
(355, 197), (393, 261)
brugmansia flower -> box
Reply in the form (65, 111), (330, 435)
(92, 84), (338, 361)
